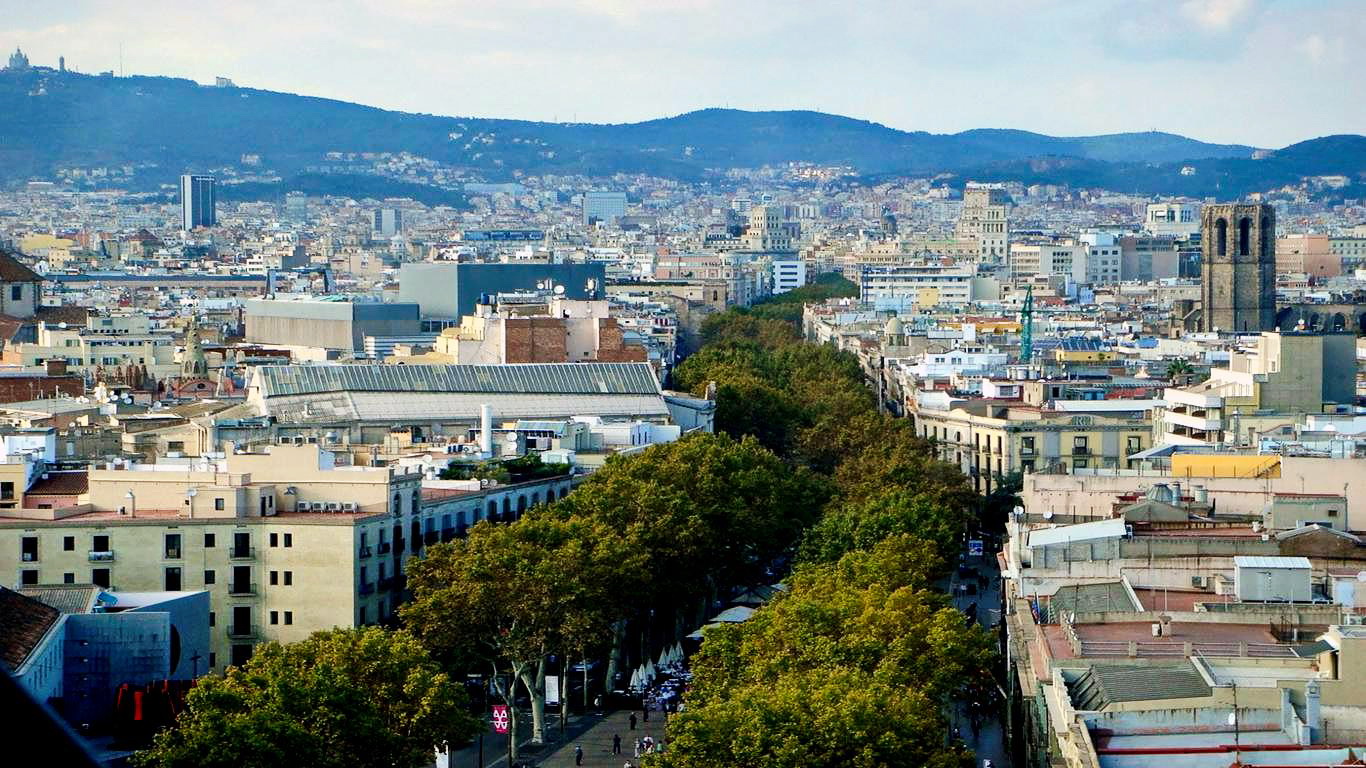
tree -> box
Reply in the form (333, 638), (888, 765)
(402, 512), (642, 753)
(1165, 358), (1195, 385)
(136, 627), (474, 768)
(659, 537), (993, 768)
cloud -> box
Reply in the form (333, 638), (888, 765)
(1180, 0), (1254, 29)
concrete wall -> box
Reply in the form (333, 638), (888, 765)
(399, 262), (608, 320)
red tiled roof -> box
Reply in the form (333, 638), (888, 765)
(26, 471), (89, 497)
(0, 250), (42, 283)
(0, 586), (60, 670)
(34, 306), (90, 327)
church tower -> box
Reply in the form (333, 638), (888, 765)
(1199, 203), (1275, 334)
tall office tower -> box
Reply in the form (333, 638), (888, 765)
(1200, 203), (1276, 334)
(582, 190), (627, 226)
(180, 174), (217, 230)
(955, 183), (1011, 263)
(373, 207), (403, 237)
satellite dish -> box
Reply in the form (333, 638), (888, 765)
(1042, 509), (1054, 520)
(1012, 505), (1024, 518)
(553, 284), (565, 295)
(504, 432), (518, 443)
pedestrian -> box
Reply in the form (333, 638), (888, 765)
(613, 733), (622, 754)
(629, 712), (637, 730)
(634, 738), (641, 758)
(575, 744), (584, 766)
(642, 704), (649, 723)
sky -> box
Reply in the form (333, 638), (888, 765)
(2, 0), (1361, 148)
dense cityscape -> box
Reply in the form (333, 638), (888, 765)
(1, 4), (1366, 768)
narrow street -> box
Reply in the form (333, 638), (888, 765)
(950, 537), (1010, 768)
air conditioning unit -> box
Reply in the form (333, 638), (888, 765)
(22, 552), (35, 562)
(293, 436), (306, 445)
(1191, 575), (1208, 588)
(278, 436), (292, 445)
(324, 501), (341, 512)
(296, 501), (309, 512)
(341, 502), (357, 512)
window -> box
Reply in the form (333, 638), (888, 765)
(283, 533), (292, 548)
(209, 611), (215, 627)
(284, 611), (293, 626)
(1073, 457), (1090, 469)
(209, 652), (216, 668)
(204, 569), (216, 585)
(21, 569), (38, 586)
(1127, 436), (1142, 454)
(164, 533), (182, 559)
(63, 572), (75, 584)
(167, 441), (185, 451)
(284, 571), (293, 586)
(10, 285), (20, 301)
(204, 533), (216, 548)
(93, 535), (109, 552)
(3, 482), (17, 500)
(269, 533), (278, 548)
(91, 568), (110, 588)
(270, 611), (279, 625)
(20, 536), (37, 562)
(270, 570), (279, 586)
(1022, 459), (1036, 473)
(164, 566), (182, 591)
(1072, 436), (1089, 455)
(1021, 436), (1036, 456)
(1328, 509), (1339, 518)
(214, 497), (225, 511)
(63, 536), (75, 551)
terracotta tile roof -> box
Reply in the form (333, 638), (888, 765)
(0, 586), (60, 670)
(17, 584), (100, 615)
(34, 305), (90, 327)
(0, 250), (42, 284)
(0, 314), (26, 343)
(25, 471), (89, 497)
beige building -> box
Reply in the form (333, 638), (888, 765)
(956, 184), (1010, 263)
(911, 400), (1153, 493)
(1277, 233), (1340, 279)
(1155, 332), (1356, 447)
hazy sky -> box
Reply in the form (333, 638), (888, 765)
(3, 0), (1361, 147)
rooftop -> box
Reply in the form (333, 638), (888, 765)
(254, 362), (662, 398)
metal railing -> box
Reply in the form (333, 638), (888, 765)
(229, 547), (256, 560)
(226, 625), (257, 639)
(228, 582), (258, 596)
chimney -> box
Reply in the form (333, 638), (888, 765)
(479, 404), (493, 455)
(44, 358), (68, 377)
(1305, 680), (1321, 744)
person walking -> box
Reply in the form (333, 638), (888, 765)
(634, 739), (641, 759)
(642, 704), (649, 723)
(613, 733), (622, 755)
(575, 745), (584, 766)
(629, 712), (637, 730)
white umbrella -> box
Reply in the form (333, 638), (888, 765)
(673, 643), (685, 664)
(629, 668), (641, 689)
(645, 659), (657, 681)
(657, 648), (670, 668)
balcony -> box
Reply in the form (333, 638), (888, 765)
(1162, 409), (1223, 433)
(359, 582), (375, 595)
(377, 542), (392, 554)
(1071, 446), (1091, 456)
(378, 576), (396, 590)
(228, 582), (258, 596)
(88, 550), (115, 562)
(226, 625), (258, 640)
(229, 547), (256, 561)
(359, 545), (373, 559)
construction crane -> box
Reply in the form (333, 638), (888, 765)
(1020, 285), (1034, 365)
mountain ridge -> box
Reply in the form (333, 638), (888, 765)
(0, 69), (1361, 197)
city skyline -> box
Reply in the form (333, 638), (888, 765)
(2, 0), (1362, 148)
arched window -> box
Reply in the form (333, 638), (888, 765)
(1238, 217), (1251, 256)
(517, 495), (527, 515)
(1215, 218), (1228, 256)
(1261, 216), (1272, 257)
(487, 500), (496, 521)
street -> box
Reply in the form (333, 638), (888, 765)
(950, 540), (1010, 768)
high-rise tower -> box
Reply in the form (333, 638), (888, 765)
(180, 175), (217, 230)
(1199, 203), (1275, 334)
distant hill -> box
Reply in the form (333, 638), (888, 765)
(0, 68), (1361, 198)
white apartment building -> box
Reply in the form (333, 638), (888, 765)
(858, 263), (977, 306)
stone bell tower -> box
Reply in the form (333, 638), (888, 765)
(1200, 203), (1275, 334)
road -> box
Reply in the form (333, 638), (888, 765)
(950, 541), (1010, 768)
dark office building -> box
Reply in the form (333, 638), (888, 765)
(180, 175), (217, 230)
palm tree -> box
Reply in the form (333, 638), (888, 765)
(1165, 359), (1195, 385)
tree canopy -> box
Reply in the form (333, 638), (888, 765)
(135, 627), (474, 768)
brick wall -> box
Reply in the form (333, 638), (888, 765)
(504, 317), (568, 363)
(595, 318), (646, 362)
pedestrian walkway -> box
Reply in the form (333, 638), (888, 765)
(537, 709), (667, 767)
